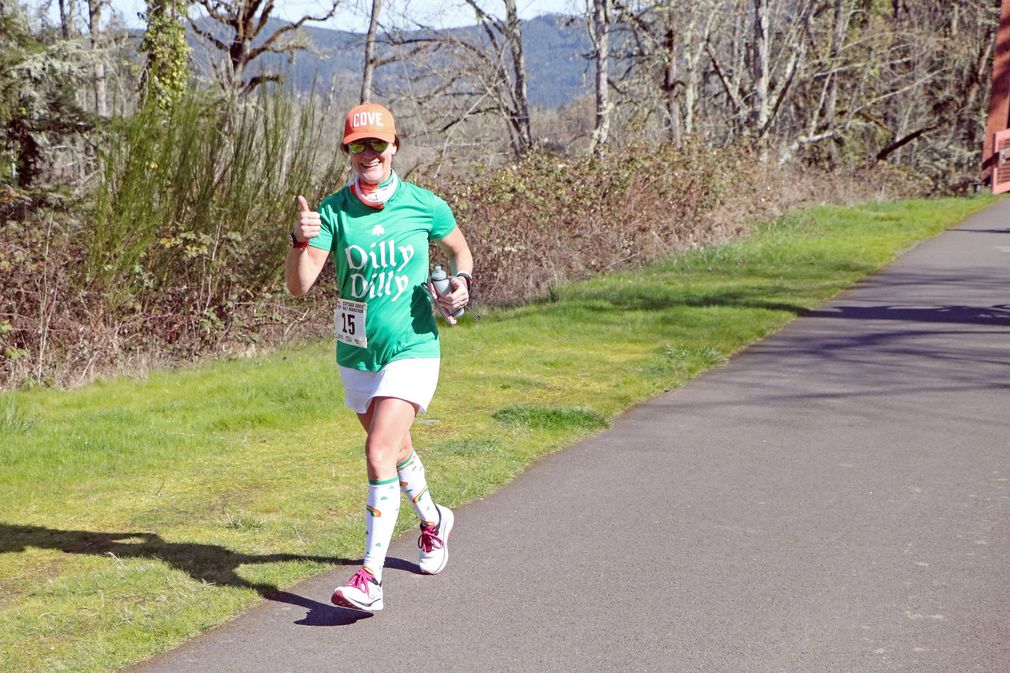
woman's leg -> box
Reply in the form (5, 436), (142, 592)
(359, 397), (417, 579)
(355, 405), (413, 472)
(332, 396), (418, 612)
(358, 404), (439, 525)
(395, 449), (440, 526)
(360, 398), (452, 575)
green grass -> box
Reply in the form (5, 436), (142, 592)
(0, 196), (997, 672)
(492, 405), (609, 430)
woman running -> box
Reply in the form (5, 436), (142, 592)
(285, 102), (473, 612)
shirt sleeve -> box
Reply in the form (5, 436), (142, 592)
(311, 195), (338, 251)
(429, 193), (458, 241)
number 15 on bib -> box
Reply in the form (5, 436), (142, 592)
(335, 299), (368, 348)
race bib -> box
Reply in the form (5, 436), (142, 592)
(334, 299), (367, 348)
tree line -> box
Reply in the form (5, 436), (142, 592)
(1, 0), (1001, 193)
(0, 0), (1001, 387)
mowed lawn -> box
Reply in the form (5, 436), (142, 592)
(0, 197), (997, 673)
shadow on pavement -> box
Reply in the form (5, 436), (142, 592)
(806, 303), (1010, 326)
(0, 522), (407, 626)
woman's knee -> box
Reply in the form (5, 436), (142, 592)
(365, 436), (396, 463)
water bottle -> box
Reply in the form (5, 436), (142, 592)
(430, 265), (464, 318)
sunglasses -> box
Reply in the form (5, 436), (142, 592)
(347, 139), (390, 154)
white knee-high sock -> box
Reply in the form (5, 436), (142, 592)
(397, 450), (439, 526)
(362, 477), (400, 582)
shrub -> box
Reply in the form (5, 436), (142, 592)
(1, 89), (346, 387)
(0, 107), (924, 389)
(435, 142), (782, 306)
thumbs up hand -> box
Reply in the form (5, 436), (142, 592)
(293, 195), (321, 244)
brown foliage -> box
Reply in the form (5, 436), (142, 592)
(432, 143), (922, 307)
(0, 147), (924, 389)
(0, 191), (337, 387)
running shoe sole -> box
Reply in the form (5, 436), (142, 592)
(330, 589), (383, 612)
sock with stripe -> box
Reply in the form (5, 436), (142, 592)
(362, 477), (400, 583)
(397, 450), (439, 526)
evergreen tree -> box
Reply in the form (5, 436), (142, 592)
(0, 3), (91, 189)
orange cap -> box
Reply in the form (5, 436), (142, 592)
(342, 103), (397, 146)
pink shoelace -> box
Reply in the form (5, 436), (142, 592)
(347, 568), (374, 591)
(418, 526), (445, 553)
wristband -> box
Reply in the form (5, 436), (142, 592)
(289, 232), (309, 249)
(455, 271), (473, 290)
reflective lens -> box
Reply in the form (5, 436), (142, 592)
(347, 139), (390, 154)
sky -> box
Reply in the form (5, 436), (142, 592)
(99, 0), (580, 31)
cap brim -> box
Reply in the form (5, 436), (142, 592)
(342, 129), (397, 145)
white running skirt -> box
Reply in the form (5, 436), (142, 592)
(339, 358), (441, 415)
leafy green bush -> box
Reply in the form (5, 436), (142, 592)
(0, 5), (93, 190)
(1, 88), (347, 388)
(87, 89), (344, 328)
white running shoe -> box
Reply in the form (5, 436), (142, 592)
(331, 568), (383, 611)
(418, 504), (453, 575)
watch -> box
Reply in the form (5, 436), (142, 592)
(289, 232), (309, 249)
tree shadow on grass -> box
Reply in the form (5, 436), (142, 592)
(509, 284), (811, 317)
(0, 522), (416, 626)
(516, 269), (1010, 324)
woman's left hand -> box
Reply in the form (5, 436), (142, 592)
(429, 276), (469, 324)
(432, 227), (473, 325)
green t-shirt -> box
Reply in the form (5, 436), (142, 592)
(312, 178), (458, 371)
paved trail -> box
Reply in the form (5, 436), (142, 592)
(131, 200), (1010, 673)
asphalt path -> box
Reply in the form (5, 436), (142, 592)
(130, 200), (1010, 673)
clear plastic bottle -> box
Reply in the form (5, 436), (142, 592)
(430, 265), (464, 318)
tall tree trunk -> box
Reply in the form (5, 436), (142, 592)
(451, 0), (535, 158)
(504, 0), (533, 155)
(682, 9), (711, 138)
(590, 0), (610, 156)
(730, 1), (749, 135)
(360, 0), (382, 103)
(664, 21), (681, 146)
(750, 0), (770, 136)
(822, 0), (849, 162)
(59, 0), (75, 38)
(88, 0), (108, 117)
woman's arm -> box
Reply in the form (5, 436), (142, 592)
(285, 245), (329, 296)
(438, 226), (473, 276)
(433, 226), (474, 314)
(285, 196), (330, 296)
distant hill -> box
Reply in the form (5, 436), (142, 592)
(188, 14), (592, 108)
